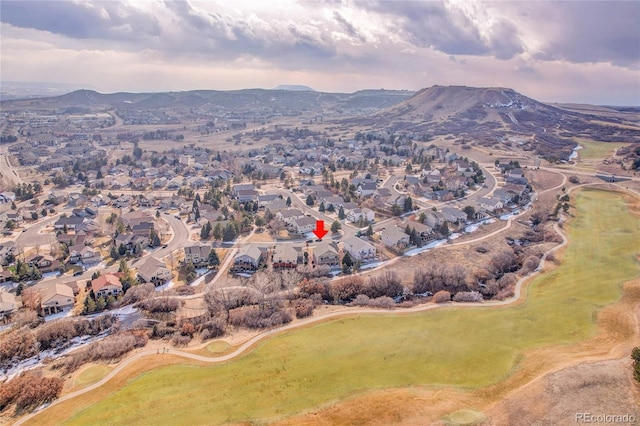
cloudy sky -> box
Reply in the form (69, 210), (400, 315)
(1, 0), (639, 105)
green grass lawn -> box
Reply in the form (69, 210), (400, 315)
(74, 365), (111, 387)
(575, 140), (628, 160)
(206, 340), (232, 354)
(45, 190), (639, 426)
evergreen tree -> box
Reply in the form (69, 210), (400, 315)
(95, 296), (106, 311)
(366, 224), (374, 237)
(338, 206), (345, 220)
(110, 246), (118, 260)
(184, 262), (196, 283)
(306, 194), (314, 206)
(84, 296), (96, 314)
(342, 252), (353, 273)
(208, 249), (220, 268)
(200, 222), (211, 239)
(403, 196), (413, 213)
(149, 229), (161, 247)
(213, 222), (223, 240)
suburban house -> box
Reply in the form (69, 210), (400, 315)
(114, 233), (150, 254)
(441, 207), (468, 226)
(121, 210), (153, 228)
(321, 195), (345, 210)
(257, 194), (280, 208)
(54, 215), (85, 230)
(346, 207), (375, 224)
(184, 244), (211, 268)
(412, 221), (437, 244)
(264, 198), (288, 213)
(478, 197), (504, 212)
(290, 216), (317, 234)
(342, 236), (377, 262)
(232, 184), (258, 203)
(277, 208), (305, 226)
(423, 212), (446, 228)
(131, 221), (155, 238)
(68, 244), (100, 265)
(38, 282), (75, 315)
(25, 253), (63, 274)
(136, 256), (172, 286)
(91, 273), (123, 298)
(380, 226), (411, 250)
(492, 188), (516, 204)
(272, 244), (302, 269)
(5, 211), (23, 224)
(356, 181), (377, 197)
(374, 188), (392, 200)
(0, 289), (18, 321)
(313, 242), (340, 268)
(232, 245), (265, 273)
(236, 189), (259, 203)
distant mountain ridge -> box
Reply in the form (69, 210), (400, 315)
(346, 85), (640, 160)
(0, 87), (414, 113)
(2, 84), (638, 161)
(273, 85), (315, 92)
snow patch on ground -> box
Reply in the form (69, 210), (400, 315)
(405, 239), (448, 257)
(359, 261), (384, 270)
(464, 218), (495, 233)
(569, 145), (583, 160)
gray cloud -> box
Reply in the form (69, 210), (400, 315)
(0, 0), (161, 40)
(333, 10), (366, 42)
(356, 1), (523, 59)
(529, 1), (640, 69)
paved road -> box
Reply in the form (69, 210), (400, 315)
(0, 144), (23, 186)
(15, 214), (63, 248)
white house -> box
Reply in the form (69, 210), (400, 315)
(477, 197), (504, 212)
(342, 236), (377, 262)
(346, 207), (375, 224)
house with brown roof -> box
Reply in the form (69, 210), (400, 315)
(25, 254), (63, 274)
(136, 256), (171, 286)
(91, 273), (123, 298)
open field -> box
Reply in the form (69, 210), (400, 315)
(575, 140), (629, 160)
(23, 189), (640, 426)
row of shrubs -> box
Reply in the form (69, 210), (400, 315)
(0, 371), (63, 413)
(1, 315), (118, 368)
(57, 330), (148, 374)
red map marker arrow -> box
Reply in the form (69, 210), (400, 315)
(312, 219), (328, 240)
